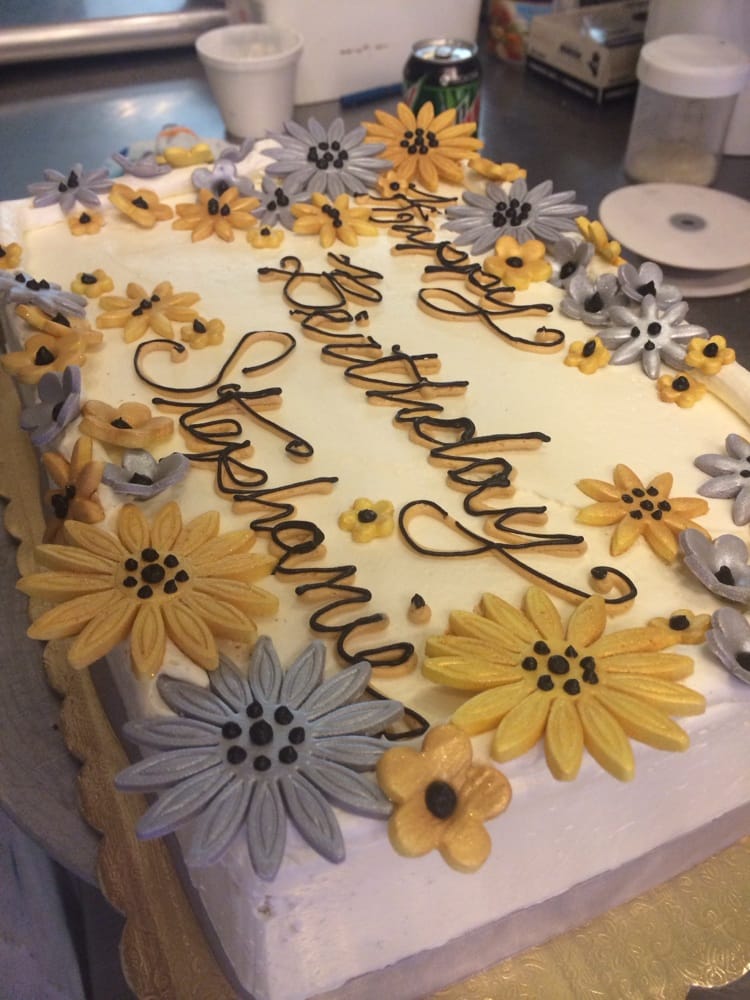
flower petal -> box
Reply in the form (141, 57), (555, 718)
(545, 698), (584, 780)
(280, 641), (326, 708)
(577, 697), (634, 781)
(115, 747), (223, 790)
(161, 598), (220, 670)
(246, 779), (286, 881)
(491, 690), (551, 761)
(186, 778), (252, 866)
(593, 688), (690, 752)
(135, 766), (232, 838)
(440, 816), (493, 873)
(280, 773), (345, 863)
(157, 674), (234, 724)
(300, 761), (391, 817)
(452, 682), (528, 736)
(249, 635), (283, 702)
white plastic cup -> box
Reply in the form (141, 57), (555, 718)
(196, 24), (303, 140)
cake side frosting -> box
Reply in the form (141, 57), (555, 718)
(3, 133), (750, 1000)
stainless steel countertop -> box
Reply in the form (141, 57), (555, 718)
(1, 17), (749, 889)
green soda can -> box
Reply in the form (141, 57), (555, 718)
(403, 38), (482, 125)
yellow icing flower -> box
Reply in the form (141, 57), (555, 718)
(71, 269), (114, 299)
(648, 609), (711, 647)
(79, 400), (174, 450)
(374, 169), (412, 199)
(684, 335), (735, 375)
(14, 304), (103, 347)
(564, 336), (611, 374)
(0, 242), (22, 269)
(1, 332), (87, 384)
(423, 588), (705, 782)
(109, 182), (174, 228)
(364, 102), (483, 191)
(575, 216), (625, 266)
(17, 501), (278, 676)
(96, 280), (200, 342)
(484, 234), (552, 291)
(338, 498), (394, 542)
(657, 373), (706, 408)
(248, 226), (285, 249)
(376, 724), (511, 872)
(576, 463), (709, 562)
(67, 210), (105, 236)
(292, 193), (378, 248)
(468, 155), (527, 183)
(41, 436), (104, 543)
(173, 186), (260, 243)
(180, 316), (225, 348)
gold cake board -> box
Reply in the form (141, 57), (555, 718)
(2, 365), (750, 1000)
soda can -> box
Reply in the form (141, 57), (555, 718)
(403, 38), (482, 125)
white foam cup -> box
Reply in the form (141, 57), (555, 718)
(196, 24), (303, 140)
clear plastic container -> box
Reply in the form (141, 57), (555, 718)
(625, 33), (749, 186)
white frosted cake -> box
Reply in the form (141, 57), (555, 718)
(2, 111), (750, 1000)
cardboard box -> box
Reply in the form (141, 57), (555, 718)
(526, 1), (649, 102)
(227, 0), (483, 105)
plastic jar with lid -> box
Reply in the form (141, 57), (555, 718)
(624, 33), (750, 186)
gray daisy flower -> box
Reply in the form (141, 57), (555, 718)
(265, 117), (388, 197)
(102, 449), (190, 500)
(252, 174), (308, 230)
(599, 295), (707, 379)
(444, 178), (587, 255)
(111, 151), (172, 179)
(0, 270), (87, 317)
(695, 434), (750, 525)
(617, 261), (682, 308)
(680, 529), (750, 604)
(191, 156), (256, 199)
(28, 164), (112, 214)
(547, 236), (594, 289)
(115, 637), (402, 877)
(559, 270), (622, 327)
(20, 366), (82, 450)
(706, 607), (750, 685)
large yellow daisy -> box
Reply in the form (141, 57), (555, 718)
(363, 102), (483, 191)
(423, 587), (705, 782)
(18, 501), (277, 677)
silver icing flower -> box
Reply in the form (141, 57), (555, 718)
(598, 295), (707, 378)
(547, 236), (594, 289)
(695, 434), (750, 526)
(617, 260), (682, 309)
(264, 117), (388, 197)
(20, 366), (82, 450)
(444, 178), (587, 255)
(559, 270), (622, 327)
(0, 270), (87, 317)
(252, 174), (308, 230)
(680, 529), (750, 604)
(28, 164), (113, 214)
(706, 607), (750, 685)
(102, 449), (190, 499)
(191, 156), (256, 199)
(115, 638), (402, 877)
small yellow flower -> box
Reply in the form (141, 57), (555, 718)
(109, 182), (174, 228)
(576, 216), (625, 266)
(364, 102), (483, 191)
(96, 280), (200, 342)
(576, 463), (709, 562)
(180, 316), (225, 348)
(657, 372), (706, 408)
(79, 399), (174, 449)
(0, 242), (22, 269)
(376, 724), (511, 872)
(648, 609), (711, 646)
(684, 335), (735, 375)
(292, 193), (378, 248)
(1, 332), (87, 384)
(468, 155), (527, 183)
(248, 225), (284, 249)
(67, 210), (105, 236)
(71, 269), (114, 298)
(41, 436), (104, 543)
(15, 304), (102, 347)
(338, 498), (394, 542)
(173, 186), (260, 243)
(375, 169), (412, 199)
(484, 234), (552, 291)
(564, 336), (611, 374)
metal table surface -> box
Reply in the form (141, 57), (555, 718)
(0, 31), (749, 997)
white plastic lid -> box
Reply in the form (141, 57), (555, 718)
(637, 33), (750, 98)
